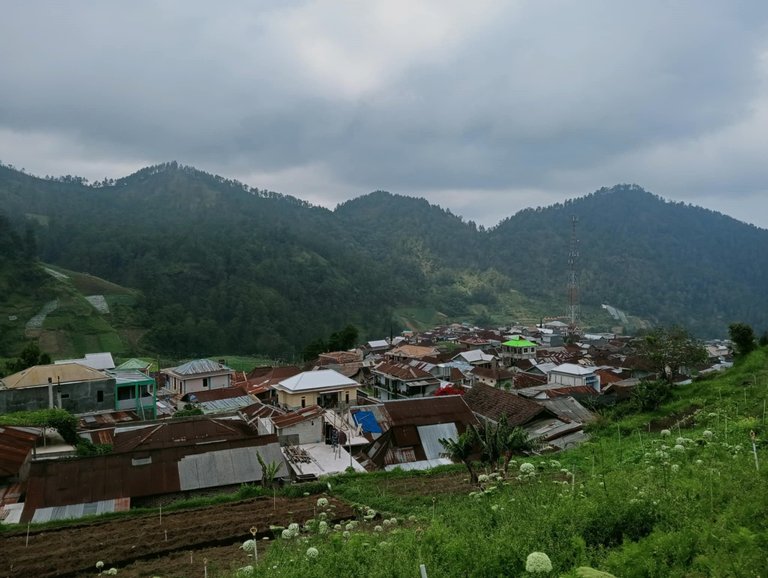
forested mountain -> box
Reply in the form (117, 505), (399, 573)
(0, 163), (765, 358)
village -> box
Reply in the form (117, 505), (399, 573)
(0, 322), (733, 526)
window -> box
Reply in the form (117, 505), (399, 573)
(97, 390), (104, 402)
(301, 397), (306, 408)
(202, 377), (209, 388)
(60, 393), (70, 399)
(345, 392), (350, 403)
(117, 388), (134, 401)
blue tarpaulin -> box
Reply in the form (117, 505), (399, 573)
(353, 410), (382, 434)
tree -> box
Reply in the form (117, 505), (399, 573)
(4, 341), (51, 376)
(472, 415), (539, 476)
(638, 326), (707, 383)
(439, 430), (478, 484)
(729, 322), (756, 357)
(630, 379), (671, 411)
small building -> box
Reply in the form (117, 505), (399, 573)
(452, 349), (496, 368)
(0, 363), (115, 415)
(273, 369), (360, 410)
(385, 344), (440, 363)
(548, 363), (600, 391)
(371, 361), (441, 400)
(269, 405), (326, 445)
(162, 359), (234, 396)
(109, 369), (157, 419)
(500, 337), (537, 365)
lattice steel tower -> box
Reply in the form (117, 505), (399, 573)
(567, 215), (580, 332)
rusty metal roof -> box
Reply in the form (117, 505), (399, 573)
(22, 432), (282, 521)
(111, 417), (256, 453)
(0, 426), (39, 478)
(271, 405), (325, 429)
(381, 396), (478, 428)
(464, 383), (554, 427)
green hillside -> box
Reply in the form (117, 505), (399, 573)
(2, 163), (767, 359)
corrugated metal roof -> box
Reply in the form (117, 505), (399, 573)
(276, 370), (358, 393)
(384, 458), (452, 471)
(178, 443), (286, 490)
(382, 396), (478, 428)
(541, 397), (596, 423)
(0, 426), (39, 477)
(199, 396), (255, 414)
(170, 359), (233, 376)
(55, 352), (115, 370)
(31, 498), (130, 523)
(418, 423), (458, 460)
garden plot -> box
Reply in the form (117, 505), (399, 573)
(84, 295), (110, 314)
(1, 495), (355, 578)
(24, 299), (59, 334)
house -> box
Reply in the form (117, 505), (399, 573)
(0, 363), (116, 415)
(463, 383), (557, 427)
(371, 360), (441, 400)
(548, 363), (600, 391)
(452, 349), (496, 368)
(366, 340), (391, 354)
(470, 366), (516, 389)
(385, 344), (440, 363)
(161, 359), (234, 396)
(500, 337), (537, 365)
(360, 396), (479, 471)
(235, 365), (302, 402)
(266, 405), (326, 445)
(22, 417), (287, 523)
(464, 383), (589, 451)
(273, 369), (360, 410)
(114, 358), (153, 373)
(109, 369), (157, 419)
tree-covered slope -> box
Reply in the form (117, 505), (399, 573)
(488, 185), (768, 335)
(1, 163), (766, 358)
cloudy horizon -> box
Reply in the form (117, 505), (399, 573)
(1, 1), (767, 228)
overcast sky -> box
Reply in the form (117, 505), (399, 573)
(1, 1), (767, 228)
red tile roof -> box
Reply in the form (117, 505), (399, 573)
(373, 361), (434, 381)
(464, 383), (555, 427)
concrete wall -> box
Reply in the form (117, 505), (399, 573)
(278, 419), (324, 445)
(181, 374), (231, 395)
(0, 378), (116, 414)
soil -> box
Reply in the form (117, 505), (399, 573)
(376, 471), (476, 497)
(648, 404), (702, 432)
(1, 495), (355, 578)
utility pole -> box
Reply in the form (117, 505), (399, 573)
(567, 215), (580, 336)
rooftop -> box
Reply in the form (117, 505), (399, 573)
(275, 369), (358, 393)
(1, 363), (108, 389)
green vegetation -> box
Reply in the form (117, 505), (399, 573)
(0, 408), (78, 444)
(4, 163), (767, 361)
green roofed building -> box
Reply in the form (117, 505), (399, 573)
(108, 370), (157, 420)
(501, 336), (537, 365)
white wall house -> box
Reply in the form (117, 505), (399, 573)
(273, 369), (360, 410)
(547, 363), (600, 391)
(162, 359), (233, 396)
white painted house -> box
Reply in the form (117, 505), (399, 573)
(273, 369), (359, 410)
(547, 363), (600, 391)
(162, 359), (233, 396)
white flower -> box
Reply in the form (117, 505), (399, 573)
(374, 525), (383, 532)
(237, 566), (254, 577)
(345, 523), (355, 532)
(703, 430), (714, 439)
(288, 523), (299, 532)
(334, 524), (342, 531)
(306, 547), (319, 558)
(525, 551), (553, 573)
(660, 429), (671, 437)
(281, 529), (294, 539)
(383, 519), (392, 527)
(343, 531), (351, 539)
(316, 497), (329, 508)
(389, 517), (398, 525)
(695, 459), (703, 465)
(105, 570), (118, 576)
(318, 521), (328, 534)
(241, 539), (257, 552)
(520, 462), (536, 475)
(96, 561), (105, 570)
(478, 474), (490, 483)
(671, 464), (680, 473)
(673, 444), (685, 452)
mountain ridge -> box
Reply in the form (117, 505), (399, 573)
(0, 161), (765, 357)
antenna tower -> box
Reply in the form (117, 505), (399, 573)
(567, 215), (580, 333)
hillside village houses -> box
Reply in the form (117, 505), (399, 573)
(0, 323), (731, 524)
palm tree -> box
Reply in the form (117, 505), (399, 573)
(439, 430), (478, 484)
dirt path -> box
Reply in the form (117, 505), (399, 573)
(1, 495), (354, 578)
